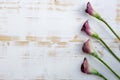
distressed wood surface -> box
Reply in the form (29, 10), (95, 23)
(0, 0), (119, 80)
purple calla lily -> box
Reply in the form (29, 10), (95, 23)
(81, 20), (91, 36)
(81, 58), (90, 74)
(82, 39), (93, 54)
(82, 39), (98, 57)
(81, 21), (99, 39)
(81, 58), (107, 80)
(85, 2), (96, 16)
(85, 2), (102, 20)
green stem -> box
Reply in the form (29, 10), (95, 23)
(93, 54), (120, 79)
(99, 18), (120, 41)
(91, 67), (107, 80)
(97, 72), (107, 80)
(98, 37), (120, 62)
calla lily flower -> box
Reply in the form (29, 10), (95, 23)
(81, 21), (120, 62)
(82, 39), (98, 57)
(81, 58), (107, 80)
(81, 20), (91, 36)
(81, 58), (90, 74)
(81, 20), (99, 39)
(85, 2), (102, 20)
(85, 2), (120, 41)
(82, 40), (120, 79)
(85, 2), (94, 16)
(81, 58), (96, 74)
(82, 39), (92, 54)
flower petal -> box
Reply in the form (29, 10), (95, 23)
(85, 2), (95, 16)
(81, 58), (89, 74)
(81, 20), (91, 36)
(82, 39), (92, 54)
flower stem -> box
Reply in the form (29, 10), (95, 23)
(99, 18), (120, 41)
(97, 72), (107, 80)
(98, 37), (120, 62)
(93, 54), (120, 79)
(91, 67), (107, 80)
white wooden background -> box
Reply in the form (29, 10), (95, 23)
(0, 0), (119, 80)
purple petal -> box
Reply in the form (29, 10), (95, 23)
(82, 39), (92, 54)
(81, 58), (89, 74)
(81, 20), (91, 36)
(85, 2), (95, 16)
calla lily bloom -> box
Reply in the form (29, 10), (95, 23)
(85, 2), (102, 20)
(85, 2), (94, 16)
(81, 58), (107, 80)
(82, 39), (92, 54)
(82, 39), (98, 57)
(81, 58), (96, 74)
(85, 2), (120, 41)
(82, 40), (120, 79)
(81, 20), (99, 39)
(81, 21), (120, 62)
(81, 58), (90, 74)
(81, 20), (91, 36)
